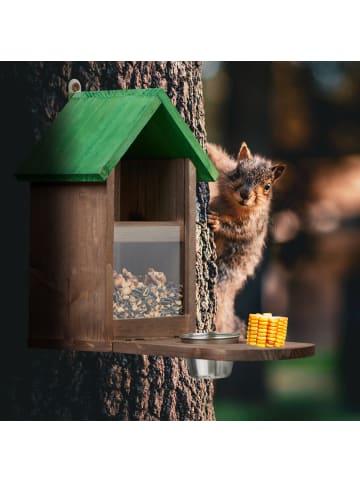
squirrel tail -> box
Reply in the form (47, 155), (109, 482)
(206, 143), (236, 173)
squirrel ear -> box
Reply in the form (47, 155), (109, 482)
(237, 142), (252, 160)
(272, 164), (286, 182)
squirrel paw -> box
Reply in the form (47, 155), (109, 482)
(208, 211), (221, 232)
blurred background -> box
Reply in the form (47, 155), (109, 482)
(202, 61), (360, 420)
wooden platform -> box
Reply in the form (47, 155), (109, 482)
(112, 337), (315, 361)
(29, 336), (315, 360)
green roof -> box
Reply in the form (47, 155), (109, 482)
(16, 89), (218, 182)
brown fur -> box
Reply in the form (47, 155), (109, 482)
(207, 142), (285, 334)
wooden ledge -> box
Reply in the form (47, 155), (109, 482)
(112, 337), (315, 361)
(28, 336), (315, 360)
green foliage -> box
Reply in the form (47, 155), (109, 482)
(214, 350), (360, 421)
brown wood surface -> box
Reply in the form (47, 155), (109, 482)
(105, 171), (115, 341)
(29, 177), (113, 346)
(184, 159), (196, 332)
(114, 161), (121, 221)
(113, 315), (191, 338)
(117, 158), (185, 221)
(112, 338), (315, 361)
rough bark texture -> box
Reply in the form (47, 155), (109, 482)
(3, 61), (217, 420)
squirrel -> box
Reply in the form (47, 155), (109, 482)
(207, 142), (285, 335)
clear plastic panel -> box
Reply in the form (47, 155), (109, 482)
(113, 224), (184, 319)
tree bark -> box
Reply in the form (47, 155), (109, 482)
(1, 61), (217, 420)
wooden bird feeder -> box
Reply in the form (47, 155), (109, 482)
(16, 88), (314, 367)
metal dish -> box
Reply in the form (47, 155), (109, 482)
(179, 332), (240, 344)
(180, 332), (240, 379)
(185, 358), (233, 379)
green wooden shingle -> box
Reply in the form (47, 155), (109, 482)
(16, 89), (218, 182)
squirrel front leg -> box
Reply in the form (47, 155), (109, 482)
(207, 211), (221, 232)
(208, 211), (241, 239)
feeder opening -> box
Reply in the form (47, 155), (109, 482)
(112, 157), (192, 335)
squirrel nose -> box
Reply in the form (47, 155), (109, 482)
(240, 188), (250, 200)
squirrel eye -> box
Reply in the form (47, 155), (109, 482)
(264, 183), (271, 191)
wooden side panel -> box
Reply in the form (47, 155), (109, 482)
(29, 177), (113, 351)
(184, 159), (196, 331)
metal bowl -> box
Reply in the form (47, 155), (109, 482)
(185, 358), (234, 379)
(179, 332), (241, 344)
(180, 332), (240, 379)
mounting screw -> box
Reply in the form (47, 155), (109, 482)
(68, 79), (81, 99)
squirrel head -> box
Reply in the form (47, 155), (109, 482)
(222, 142), (286, 209)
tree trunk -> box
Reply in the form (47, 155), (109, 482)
(1, 61), (217, 420)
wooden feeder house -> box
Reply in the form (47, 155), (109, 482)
(17, 87), (314, 371)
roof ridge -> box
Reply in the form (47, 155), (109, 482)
(73, 88), (165, 99)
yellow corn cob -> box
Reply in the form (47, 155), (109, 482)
(275, 316), (287, 346)
(247, 313), (288, 347)
(247, 313), (259, 344)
